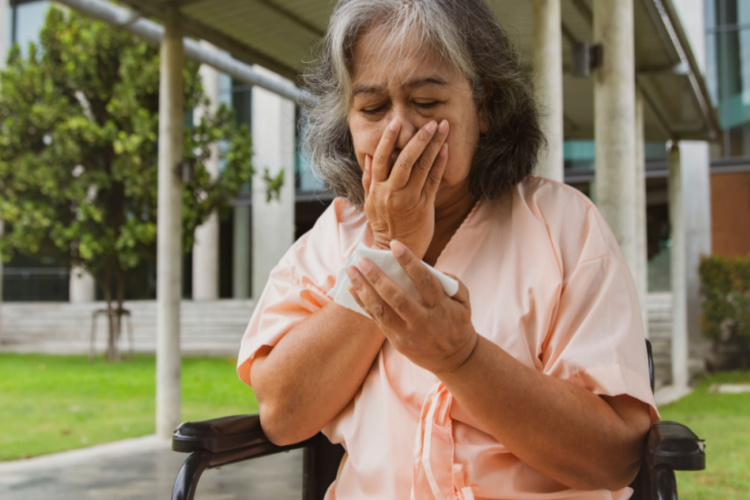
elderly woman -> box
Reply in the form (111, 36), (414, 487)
(237, 0), (658, 498)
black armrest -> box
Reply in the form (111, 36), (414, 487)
(645, 421), (705, 471)
(171, 414), (317, 500)
(173, 414), (269, 454)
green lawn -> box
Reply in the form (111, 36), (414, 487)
(0, 353), (257, 462)
(659, 370), (750, 500)
(1, 354), (748, 500)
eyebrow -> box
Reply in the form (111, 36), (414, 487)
(351, 76), (448, 98)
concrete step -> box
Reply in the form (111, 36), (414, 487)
(1, 299), (254, 356)
(1, 294), (681, 375)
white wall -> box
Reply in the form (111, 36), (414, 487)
(250, 66), (296, 298)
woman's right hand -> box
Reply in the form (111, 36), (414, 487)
(362, 118), (449, 259)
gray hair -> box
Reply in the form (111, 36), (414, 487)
(302, 0), (544, 207)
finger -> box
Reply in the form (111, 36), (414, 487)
(408, 119), (449, 192)
(347, 264), (405, 328)
(348, 286), (366, 311)
(423, 141), (448, 201)
(388, 121), (437, 189)
(357, 257), (423, 323)
(372, 119), (401, 182)
(390, 240), (444, 307)
(362, 154), (372, 197)
(445, 272), (470, 307)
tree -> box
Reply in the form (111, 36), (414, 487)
(0, 8), (264, 360)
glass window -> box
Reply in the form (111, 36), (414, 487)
(230, 78), (252, 191)
(3, 4), (9, 53)
(706, 0), (750, 159)
(232, 79), (252, 128)
(563, 140), (668, 173)
(11, 1), (49, 57)
(296, 110), (326, 192)
(705, 0), (719, 104)
(563, 140), (595, 173)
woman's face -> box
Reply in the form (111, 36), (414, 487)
(347, 28), (488, 201)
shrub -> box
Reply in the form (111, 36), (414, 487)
(699, 254), (750, 369)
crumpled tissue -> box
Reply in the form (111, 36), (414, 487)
(327, 243), (459, 318)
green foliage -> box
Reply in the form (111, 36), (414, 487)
(659, 370), (750, 499)
(0, 353), (257, 461)
(699, 254), (750, 368)
(0, 8), (259, 357)
(262, 168), (284, 202)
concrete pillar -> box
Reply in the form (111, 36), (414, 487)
(191, 42), (220, 301)
(634, 90), (649, 338)
(233, 204), (251, 299)
(668, 143), (688, 388)
(0, 222), (3, 303)
(69, 266), (96, 302)
(251, 67), (295, 298)
(593, 0), (637, 274)
(0, 0), (7, 305)
(681, 142), (711, 365)
(532, 0), (564, 182)
(672, 0), (712, 367)
(193, 213), (219, 300)
(156, 8), (183, 440)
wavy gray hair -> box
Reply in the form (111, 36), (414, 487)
(302, 0), (544, 207)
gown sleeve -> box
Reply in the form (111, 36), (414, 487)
(236, 200), (348, 386)
(540, 198), (659, 423)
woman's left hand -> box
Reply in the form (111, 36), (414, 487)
(347, 239), (478, 374)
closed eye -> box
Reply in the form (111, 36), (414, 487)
(361, 104), (388, 116)
(414, 101), (439, 109)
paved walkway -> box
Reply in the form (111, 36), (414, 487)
(0, 435), (303, 500)
(0, 385), (692, 500)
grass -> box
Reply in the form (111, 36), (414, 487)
(659, 370), (750, 500)
(1, 354), (748, 500)
(0, 353), (257, 462)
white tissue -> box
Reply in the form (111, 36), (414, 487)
(328, 243), (460, 317)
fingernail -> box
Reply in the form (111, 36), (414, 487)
(388, 119), (400, 131)
(390, 240), (405, 257)
(364, 154), (371, 171)
(439, 119), (449, 134)
(425, 121), (437, 134)
(358, 258), (373, 273)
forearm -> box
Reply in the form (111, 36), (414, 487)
(436, 335), (651, 491)
(250, 302), (385, 445)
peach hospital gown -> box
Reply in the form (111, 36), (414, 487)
(237, 175), (659, 500)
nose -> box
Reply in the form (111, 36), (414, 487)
(389, 106), (420, 152)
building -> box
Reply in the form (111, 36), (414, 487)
(705, 0), (750, 258)
(0, 0), (742, 434)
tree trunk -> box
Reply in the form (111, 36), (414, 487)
(102, 266), (121, 361)
(116, 267), (127, 359)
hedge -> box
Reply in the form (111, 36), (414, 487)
(699, 254), (750, 368)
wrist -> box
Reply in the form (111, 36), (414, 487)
(432, 329), (480, 376)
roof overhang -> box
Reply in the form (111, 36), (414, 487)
(96, 0), (720, 142)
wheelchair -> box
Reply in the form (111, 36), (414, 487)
(171, 341), (705, 500)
